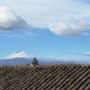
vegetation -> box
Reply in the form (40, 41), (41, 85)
(32, 57), (39, 65)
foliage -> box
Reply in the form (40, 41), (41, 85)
(32, 57), (39, 65)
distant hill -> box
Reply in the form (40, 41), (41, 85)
(0, 57), (81, 65)
(0, 58), (32, 65)
(0, 50), (79, 65)
(0, 50), (86, 65)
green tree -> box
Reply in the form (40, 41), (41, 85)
(32, 57), (39, 65)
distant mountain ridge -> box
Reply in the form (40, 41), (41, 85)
(6, 50), (30, 59)
(0, 57), (82, 65)
(0, 51), (32, 65)
(0, 51), (87, 65)
(0, 58), (32, 65)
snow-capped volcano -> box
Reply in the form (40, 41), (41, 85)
(0, 50), (33, 65)
(6, 50), (30, 59)
(0, 51), (83, 65)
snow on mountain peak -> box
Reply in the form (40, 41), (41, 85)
(6, 50), (30, 59)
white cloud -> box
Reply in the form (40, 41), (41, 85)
(5, 50), (34, 59)
(0, 0), (89, 28)
(0, 6), (27, 30)
(48, 19), (90, 36)
(80, 52), (90, 57)
(0, 30), (34, 39)
(0, 0), (90, 36)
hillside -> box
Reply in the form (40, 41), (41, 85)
(0, 64), (90, 90)
(0, 58), (77, 65)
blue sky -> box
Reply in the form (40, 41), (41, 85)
(0, 0), (90, 62)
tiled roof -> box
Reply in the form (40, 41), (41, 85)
(0, 64), (90, 90)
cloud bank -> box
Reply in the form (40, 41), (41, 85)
(0, 0), (90, 36)
(48, 20), (90, 36)
(80, 52), (90, 57)
(0, 6), (27, 30)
